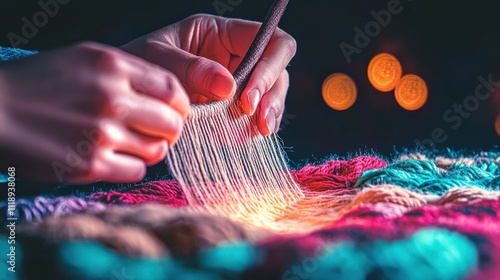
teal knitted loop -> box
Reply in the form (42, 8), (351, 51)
(0, 46), (38, 62)
(309, 228), (477, 280)
(53, 228), (477, 280)
(355, 159), (500, 195)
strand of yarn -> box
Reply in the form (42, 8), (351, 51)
(90, 180), (186, 207)
(163, 0), (308, 231)
(0, 196), (106, 224)
(18, 196), (500, 257)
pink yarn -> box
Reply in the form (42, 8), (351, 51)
(90, 156), (387, 206)
(90, 180), (187, 207)
(291, 156), (387, 191)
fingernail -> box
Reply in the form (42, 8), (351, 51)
(210, 73), (235, 99)
(266, 109), (276, 135)
(247, 89), (260, 115)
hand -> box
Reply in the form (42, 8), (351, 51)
(0, 42), (189, 183)
(121, 13), (297, 135)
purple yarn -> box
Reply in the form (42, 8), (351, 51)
(0, 197), (106, 223)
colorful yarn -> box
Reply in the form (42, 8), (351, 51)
(89, 156), (386, 207)
(0, 196), (106, 224)
(19, 204), (253, 258)
(355, 159), (500, 195)
(4, 152), (500, 279)
(291, 156), (387, 191)
(15, 227), (478, 280)
(285, 228), (477, 280)
(90, 181), (187, 206)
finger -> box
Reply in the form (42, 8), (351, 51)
(188, 92), (211, 104)
(142, 42), (235, 101)
(114, 94), (183, 145)
(100, 121), (168, 166)
(119, 51), (191, 119)
(90, 148), (147, 183)
(256, 70), (289, 136)
(229, 27), (296, 115)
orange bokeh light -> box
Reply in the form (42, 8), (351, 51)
(367, 53), (403, 92)
(322, 73), (357, 111)
(394, 74), (428, 111)
(495, 115), (500, 136)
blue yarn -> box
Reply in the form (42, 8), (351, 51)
(355, 159), (500, 195)
(0, 46), (38, 62)
(57, 241), (256, 280)
(306, 228), (477, 280)
(58, 242), (174, 280)
(0, 196), (106, 224)
(51, 228), (477, 280)
(198, 242), (257, 272)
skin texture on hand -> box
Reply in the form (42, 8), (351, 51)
(0, 42), (190, 183)
(121, 13), (297, 136)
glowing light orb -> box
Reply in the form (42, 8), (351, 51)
(394, 74), (428, 111)
(367, 53), (403, 92)
(322, 73), (357, 111)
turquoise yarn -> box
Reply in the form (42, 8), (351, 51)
(198, 242), (257, 273)
(57, 241), (257, 280)
(52, 228), (477, 280)
(59, 241), (177, 280)
(305, 228), (477, 280)
(355, 159), (500, 195)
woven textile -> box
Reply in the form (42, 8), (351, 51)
(1, 151), (499, 279)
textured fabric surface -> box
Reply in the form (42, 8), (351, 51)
(1, 151), (500, 279)
(0, 46), (38, 62)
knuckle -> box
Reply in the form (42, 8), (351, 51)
(89, 78), (117, 107)
(96, 118), (118, 141)
(80, 44), (122, 73)
(260, 66), (276, 92)
(131, 163), (147, 181)
(167, 75), (190, 110)
(164, 71), (180, 94)
(284, 36), (297, 57)
(185, 56), (210, 85)
(149, 141), (168, 164)
(186, 13), (209, 23)
(75, 41), (104, 51)
(276, 30), (297, 57)
(169, 114), (184, 142)
(281, 70), (290, 85)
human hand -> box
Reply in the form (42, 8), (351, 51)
(121, 13), (297, 135)
(0, 42), (189, 183)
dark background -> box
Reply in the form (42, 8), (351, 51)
(1, 0), (499, 165)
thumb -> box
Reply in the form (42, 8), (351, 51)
(144, 42), (235, 101)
